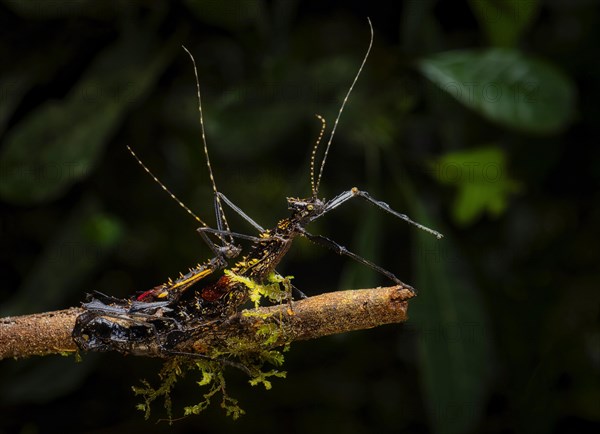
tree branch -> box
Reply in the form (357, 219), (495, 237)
(0, 286), (414, 360)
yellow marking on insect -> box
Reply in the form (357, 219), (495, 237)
(169, 267), (213, 290)
(277, 220), (290, 230)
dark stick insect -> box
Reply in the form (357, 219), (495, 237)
(127, 18), (443, 317)
(73, 18), (443, 360)
(72, 44), (291, 357)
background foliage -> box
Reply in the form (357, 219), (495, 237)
(0, 1), (598, 433)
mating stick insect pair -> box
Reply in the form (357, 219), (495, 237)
(72, 20), (443, 361)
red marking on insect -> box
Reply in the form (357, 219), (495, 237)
(201, 275), (233, 302)
(136, 286), (163, 301)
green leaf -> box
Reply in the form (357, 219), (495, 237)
(402, 188), (494, 434)
(468, 0), (541, 47)
(419, 48), (576, 134)
(432, 146), (520, 225)
(0, 35), (174, 204)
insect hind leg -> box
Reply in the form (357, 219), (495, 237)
(298, 227), (416, 293)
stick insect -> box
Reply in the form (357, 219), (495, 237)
(73, 18), (442, 358)
(186, 19), (441, 292)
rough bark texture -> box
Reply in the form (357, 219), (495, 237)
(0, 308), (81, 358)
(0, 286), (414, 360)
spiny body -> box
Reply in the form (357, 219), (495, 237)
(72, 212), (302, 356)
(146, 214), (300, 319)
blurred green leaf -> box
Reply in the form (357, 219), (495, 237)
(468, 0), (541, 47)
(0, 35), (174, 204)
(432, 146), (521, 225)
(84, 213), (123, 248)
(404, 191), (494, 434)
(0, 201), (123, 316)
(419, 48), (576, 134)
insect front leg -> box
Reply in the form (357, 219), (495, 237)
(197, 227), (265, 244)
(199, 191), (269, 257)
(298, 227), (416, 293)
(196, 227), (242, 261)
(216, 192), (265, 232)
(321, 188), (444, 239)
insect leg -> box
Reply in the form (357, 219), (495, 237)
(321, 188), (444, 239)
(199, 191), (268, 257)
(196, 226), (241, 260)
(216, 192), (265, 232)
(291, 285), (307, 299)
(197, 227), (264, 243)
(298, 227), (416, 293)
(87, 290), (129, 305)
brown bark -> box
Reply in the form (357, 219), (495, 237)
(0, 308), (81, 358)
(0, 286), (414, 360)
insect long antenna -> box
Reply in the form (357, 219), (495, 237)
(310, 114), (327, 198)
(314, 17), (374, 195)
(182, 46), (234, 245)
(126, 145), (208, 229)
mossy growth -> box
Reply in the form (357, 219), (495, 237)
(132, 272), (293, 422)
(225, 269), (293, 309)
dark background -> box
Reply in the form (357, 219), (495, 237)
(0, 1), (598, 433)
